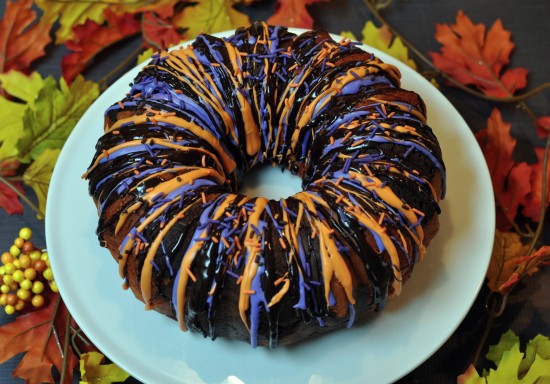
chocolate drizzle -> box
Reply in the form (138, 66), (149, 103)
(84, 22), (446, 348)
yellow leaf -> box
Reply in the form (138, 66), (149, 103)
(172, 0), (251, 39)
(342, 21), (416, 69)
(22, 148), (60, 215)
(0, 96), (25, 158)
(137, 48), (156, 65)
(34, 0), (109, 43)
(0, 71), (45, 107)
(79, 351), (130, 384)
(486, 230), (530, 292)
(0, 71), (45, 158)
(339, 31), (358, 41)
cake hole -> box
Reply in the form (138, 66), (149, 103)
(239, 164), (303, 200)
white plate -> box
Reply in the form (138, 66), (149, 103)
(46, 29), (494, 384)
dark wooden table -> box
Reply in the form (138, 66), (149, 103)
(1, 1), (548, 383)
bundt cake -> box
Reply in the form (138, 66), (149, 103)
(84, 22), (445, 348)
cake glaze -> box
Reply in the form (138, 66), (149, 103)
(84, 22), (445, 348)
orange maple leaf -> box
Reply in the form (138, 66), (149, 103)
(61, 11), (141, 84)
(142, 12), (185, 50)
(267, 0), (329, 29)
(0, 294), (78, 384)
(0, 0), (52, 74)
(430, 10), (528, 98)
(476, 108), (532, 228)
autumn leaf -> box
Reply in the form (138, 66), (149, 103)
(62, 11), (141, 84)
(34, 0), (109, 44)
(172, 0), (251, 38)
(458, 330), (550, 383)
(476, 108), (532, 228)
(111, 0), (179, 19)
(0, 179), (24, 215)
(79, 351), (131, 384)
(22, 148), (61, 216)
(137, 48), (157, 65)
(0, 295), (79, 383)
(17, 75), (99, 163)
(341, 21), (416, 69)
(142, 12), (185, 50)
(536, 117), (550, 140)
(0, 70), (45, 106)
(0, 71), (46, 158)
(0, 96), (26, 159)
(267, 0), (328, 29)
(486, 230), (529, 293)
(430, 10), (528, 98)
(0, 0), (52, 74)
(520, 147), (550, 222)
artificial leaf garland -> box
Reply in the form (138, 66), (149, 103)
(0, 71), (98, 216)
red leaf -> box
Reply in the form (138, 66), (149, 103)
(0, 294), (78, 383)
(430, 10), (528, 97)
(0, 179), (24, 215)
(476, 109), (532, 228)
(61, 10), (140, 84)
(0, 0), (52, 73)
(267, 0), (329, 29)
(535, 116), (550, 140)
(498, 272), (519, 295)
(520, 147), (550, 222)
(142, 12), (184, 50)
(0, 158), (20, 177)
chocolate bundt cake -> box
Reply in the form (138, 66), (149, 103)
(84, 22), (445, 348)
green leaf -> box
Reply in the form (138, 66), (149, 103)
(0, 71), (44, 107)
(0, 71), (45, 158)
(487, 329), (520, 366)
(457, 364), (487, 384)
(22, 148), (60, 215)
(79, 351), (130, 384)
(0, 96), (25, 158)
(458, 330), (550, 384)
(519, 335), (550, 378)
(17, 75), (99, 163)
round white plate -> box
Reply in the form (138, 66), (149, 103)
(46, 29), (494, 384)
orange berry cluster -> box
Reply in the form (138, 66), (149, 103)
(0, 228), (58, 315)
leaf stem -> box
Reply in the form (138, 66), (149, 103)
(60, 311), (72, 384)
(0, 175), (44, 219)
(526, 134), (550, 256)
(40, 294), (62, 361)
(362, 0), (550, 103)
